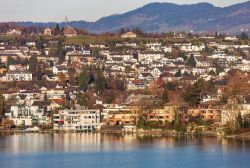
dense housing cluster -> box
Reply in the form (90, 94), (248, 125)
(0, 25), (249, 135)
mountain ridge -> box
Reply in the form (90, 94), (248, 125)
(11, 1), (250, 33)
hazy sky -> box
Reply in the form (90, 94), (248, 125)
(0, 0), (248, 22)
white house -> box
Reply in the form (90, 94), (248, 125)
(53, 65), (68, 74)
(224, 36), (238, 41)
(150, 68), (162, 78)
(44, 28), (52, 36)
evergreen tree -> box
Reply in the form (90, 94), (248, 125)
(95, 66), (106, 94)
(36, 65), (44, 80)
(214, 32), (219, 39)
(28, 56), (38, 78)
(78, 65), (89, 91)
(57, 40), (65, 61)
(77, 93), (89, 107)
(49, 60), (54, 67)
(179, 52), (187, 61)
(162, 88), (169, 103)
(243, 117), (250, 128)
(7, 57), (15, 66)
(36, 36), (45, 50)
(118, 28), (126, 35)
(88, 66), (95, 85)
(137, 113), (145, 128)
(183, 81), (202, 107)
(0, 94), (5, 118)
(54, 24), (61, 36)
(36, 36), (46, 56)
(131, 27), (144, 36)
(44, 92), (48, 102)
(241, 32), (248, 40)
(187, 54), (197, 67)
(237, 113), (244, 129)
(174, 69), (182, 77)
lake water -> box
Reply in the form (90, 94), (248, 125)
(0, 133), (250, 168)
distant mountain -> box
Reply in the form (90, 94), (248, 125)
(17, 1), (250, 33)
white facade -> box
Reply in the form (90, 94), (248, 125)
(53, 109), (101, 131)
(211, 50), (226, 59)
(180, 43), (205, 52)
(138, 52), (164, 62)
(5, 104), (50, 126)
(224, 36), (238, 41)
(162, 46), (172, 53)
(53, 66), (68, 74)
(121, 32), (137, 38)
(5, 71), (32, 81)
(44, 28), (52, 36)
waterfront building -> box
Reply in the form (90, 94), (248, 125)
(53, 108), (101, 131)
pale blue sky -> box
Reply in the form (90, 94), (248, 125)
(0, 0), (248, 22)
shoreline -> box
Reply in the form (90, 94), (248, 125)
(1, 129), (250, 139)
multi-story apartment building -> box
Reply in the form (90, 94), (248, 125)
(146, 105), (177, 124)
(5, 101), (51, 126)
(53, 109), (101, 131)
(188, 108), (222, 123)
(106, 111), (137, 126)
(5, 70), (32, 81)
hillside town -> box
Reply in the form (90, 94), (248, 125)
(0, 24), (250, 136)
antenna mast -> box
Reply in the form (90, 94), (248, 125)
(65, 15), (69, 27)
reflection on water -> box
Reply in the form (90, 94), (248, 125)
(0, 133), (250, 154)
(0, 133), (250, 168)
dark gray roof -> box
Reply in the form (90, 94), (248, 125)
(32, 101), (50, 107)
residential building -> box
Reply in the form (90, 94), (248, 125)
(7, 29), (22, 36)
(121, 32), (137, 38)
(63, 26), (77, 37)
(53, 108), (101, 131)
(44, 28), (52, 36)
(5, 70), (32, 81)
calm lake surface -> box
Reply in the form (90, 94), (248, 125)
(0, 133), (250, 168)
